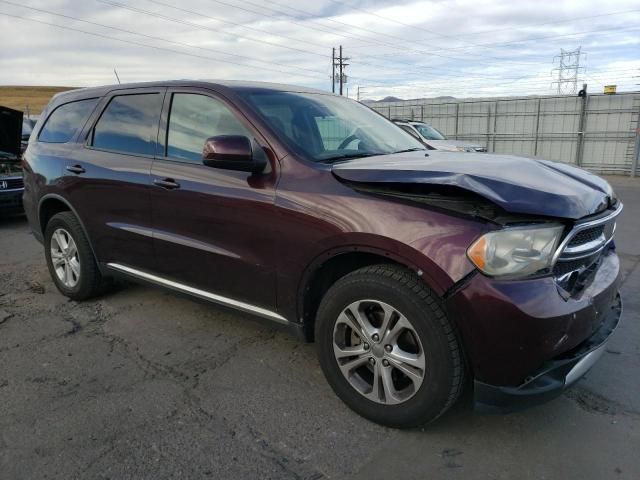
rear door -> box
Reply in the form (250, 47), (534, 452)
(150, 88), (279, 310)
(64, 88), (165, 270)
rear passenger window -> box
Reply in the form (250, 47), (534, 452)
(166, 93), (251, 162)
(38, 98), (98, 143)
(92, 94), (162, 156)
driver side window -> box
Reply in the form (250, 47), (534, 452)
(166, 93), (251, 163)
(314, 116), (357, 150)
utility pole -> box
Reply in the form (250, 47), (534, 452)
(331, 48), (335, 94)
(339, 45), (344, 96)
(552, 47), (584, 95)
(332, 45), (349, 96)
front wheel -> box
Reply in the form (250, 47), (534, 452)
(315, 264), (464, 428)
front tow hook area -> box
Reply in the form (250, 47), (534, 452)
(474, 292), (622, 413)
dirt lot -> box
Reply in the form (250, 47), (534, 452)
(1, 176), (639, 479)
(0, 86), (75, 115)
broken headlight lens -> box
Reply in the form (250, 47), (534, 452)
(467, 224), (565, 277)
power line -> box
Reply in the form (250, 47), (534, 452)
(154, 0), (543, 69)
(352, 24), (640, 54)
(0, 11), (325, 80)
(96, 0), (328, 59)
(97, 0), (547, 81)
(137, 0), (635, 82)
(0, 0), (329, 78)
(433, 8), (640, 40)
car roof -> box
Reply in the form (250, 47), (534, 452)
(49, 80), (332, 106)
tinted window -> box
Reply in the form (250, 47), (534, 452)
(240, 92), (424, 162)
(38, 98), (98, 143)
(414, 124), (446, 140)
(166, 93), (251, 162)
(93, 94), (162, 156)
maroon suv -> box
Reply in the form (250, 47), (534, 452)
(22, 81), (622, 428)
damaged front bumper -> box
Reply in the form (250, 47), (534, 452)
(474, 292), (622, 413)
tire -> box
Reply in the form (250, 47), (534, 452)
(315, 264), (464, 428)
(44, 211), (105, 301)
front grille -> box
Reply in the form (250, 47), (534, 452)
(553, 252), (601, 276)
(1, 177), (24, 189)
(567, 225), (604, 247)
(553, 204), (622, 293)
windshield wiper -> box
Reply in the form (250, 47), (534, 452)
(392, 147), (426, 154)
(318, 152), (381, 164)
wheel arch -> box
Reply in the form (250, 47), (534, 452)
(38, 194), (101, 269)
(297, 244), (446, 342)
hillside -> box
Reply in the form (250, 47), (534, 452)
(0, 86), (77, 116)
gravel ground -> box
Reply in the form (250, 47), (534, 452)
(1, 176), (639, 479)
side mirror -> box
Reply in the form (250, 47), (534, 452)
(202, 135), (266, 174)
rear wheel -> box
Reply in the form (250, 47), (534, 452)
(316, 264), (464, 428)
(44, 212), (105, 300)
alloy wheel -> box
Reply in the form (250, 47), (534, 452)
(332, 299), (426, 405)
(50, 228), (81, 288)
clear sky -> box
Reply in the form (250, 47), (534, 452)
(0, 0), (638, 100)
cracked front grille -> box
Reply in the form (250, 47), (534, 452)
(553, 204), (622, 292)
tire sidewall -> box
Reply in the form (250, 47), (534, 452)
(44, 213), (94, 299)
(316, 270), (457, 428)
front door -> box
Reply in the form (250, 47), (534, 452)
(150, 89), (278, 310)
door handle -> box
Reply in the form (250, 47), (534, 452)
(66, 165), (86, 174)
(154, 178), (181, 190)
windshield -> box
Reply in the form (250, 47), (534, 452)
(413, 124), (446, 140)
(238, 91), (425, 162)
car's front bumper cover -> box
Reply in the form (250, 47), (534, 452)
(474, 292), (622, 413)
(0, 188), (24, 215)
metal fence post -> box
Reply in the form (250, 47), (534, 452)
(388, 105), (391, 119)
(492, 101), (498, 152)
(486, 104), (492, 150)
(454, 103), (460, 139)
(421, 104), (424, 122)
(534, 98), (542, 156)
(575, 84), (588, 166)
(633, 99), (640, 177)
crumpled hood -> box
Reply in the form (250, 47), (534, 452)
(332, 151), (615, 220)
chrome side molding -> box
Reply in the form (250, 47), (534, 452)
(106, 263), (290, 325)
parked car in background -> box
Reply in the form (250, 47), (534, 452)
(393, 119), (487, 152)
(0, 105), (25, 216)
(23, 81), (622, 428)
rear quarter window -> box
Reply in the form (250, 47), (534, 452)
(92, 93), (162, 156)
(38, 98), (99, 143)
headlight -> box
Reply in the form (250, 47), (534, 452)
(467, 224), (564, 277)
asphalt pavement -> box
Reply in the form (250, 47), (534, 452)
(1, 176), (639, 479)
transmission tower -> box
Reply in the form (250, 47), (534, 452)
(552, 47), (585, 95)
